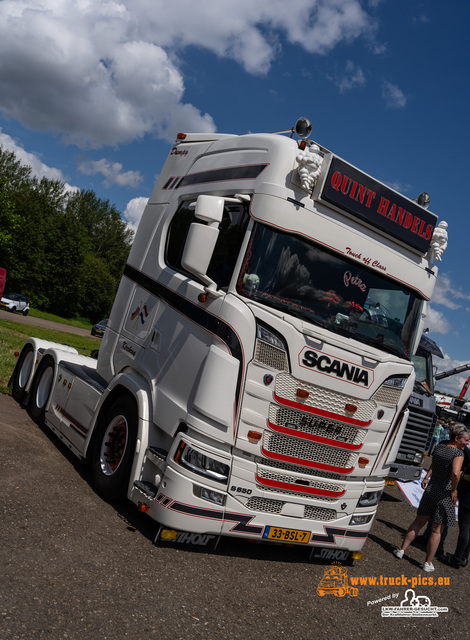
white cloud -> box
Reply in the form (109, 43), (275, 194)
(0, 0), (377, 148)
(0, 128), (78, 193)
(425, 305), (451, 334)
(123, 196), (148, 232)
(413, 14), (430, 24)
(382, 80), (407, 108)
(331, 60), (366, 93)
(434, 353), (470, 397)
(78, 158), (143, 188)
(433, 273), (470, 311)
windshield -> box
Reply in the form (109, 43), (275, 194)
(237, 224), (423, 359)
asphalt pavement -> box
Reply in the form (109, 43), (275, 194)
(0, 308), (96, 337)
(1, 394), (468, 640)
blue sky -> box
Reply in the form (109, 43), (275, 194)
(0, 0), (469, 394)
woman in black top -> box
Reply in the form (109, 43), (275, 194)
(392, 423), (469, 572)
(442, 444), (470, 567)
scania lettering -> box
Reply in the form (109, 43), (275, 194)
(11, 118), (448, 560)
(301, 349), (370, 386)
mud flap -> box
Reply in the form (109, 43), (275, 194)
(309, 547), (353, 565)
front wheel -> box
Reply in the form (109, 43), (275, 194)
(29, 357), (55, 423)
(92, 397), (138, 501)
(23, 308), (29, 316)
(12, 344), (35, 402)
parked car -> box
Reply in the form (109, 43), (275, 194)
(91, 318), (108, 338)
(0, 292), (30, 315)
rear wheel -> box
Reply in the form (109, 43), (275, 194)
(92, 397), (137, 501)
(11, 344), (35, 403)
(29, 357), (55, 423)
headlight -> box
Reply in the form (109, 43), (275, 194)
(193, 484), (226, 505)
(413, 451), (424, 465)
(256, 324), (286, 350)
(255, 323), (289, 371)
(383, 375), (409, 389)
(175, 442), (230, 483)
(358, 490), (383, 507)
(350, 514), (374, 526)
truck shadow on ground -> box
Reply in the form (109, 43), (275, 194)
(31, 412), (320, 565)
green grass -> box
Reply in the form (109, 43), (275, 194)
(0, 318), (99, 395)
(29, 308), (93, 330)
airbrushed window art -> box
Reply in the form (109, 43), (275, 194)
(238, 223), (422, 359)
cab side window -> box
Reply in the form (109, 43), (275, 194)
(166, 199), (250, 290)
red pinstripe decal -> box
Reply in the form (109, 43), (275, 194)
(267, 419), (363, 450)
(261, 446), (354, 474)
(273, 392), (371, 427)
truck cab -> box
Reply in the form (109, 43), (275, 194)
(12, 119), (447, 560)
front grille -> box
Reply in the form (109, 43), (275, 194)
(373, 385), (403, 405)
(263, 431), (357, 469)
(256, 457), (342, 481)
(275, 372), (375, 422)
(255, 340), (288, 371)
(246, 497), (284, 514)
(398, 405), (435, 458)
(269, 405), (365, 446)
(257, 467), (343, 494)
(245, 497), (337, 521)
(304, 505), (337, 521)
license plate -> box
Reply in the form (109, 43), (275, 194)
(263, 526), (310, 544)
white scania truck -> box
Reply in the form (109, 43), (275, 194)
(11, 118), (447, 562)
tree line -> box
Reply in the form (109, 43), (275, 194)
(0, 146), (134, 322)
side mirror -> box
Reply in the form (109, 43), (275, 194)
(181, 196), (224, 293)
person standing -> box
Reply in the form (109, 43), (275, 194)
(428, 421), (444, 455)
(441, 443), (470, 568)
(392, 423), (469, 572)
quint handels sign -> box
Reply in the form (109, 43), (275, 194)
(321, 157), (437, 253)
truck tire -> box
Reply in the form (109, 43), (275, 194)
(11, 344), (35, 403)
(92, 397), (138, 502)
(29, 356), (55, 423)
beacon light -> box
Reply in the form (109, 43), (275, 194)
(176, 133), (187, 140)
(358, 457), (369, 468)
(296, 389), (309, 399)
(248, 430), (262, 444)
